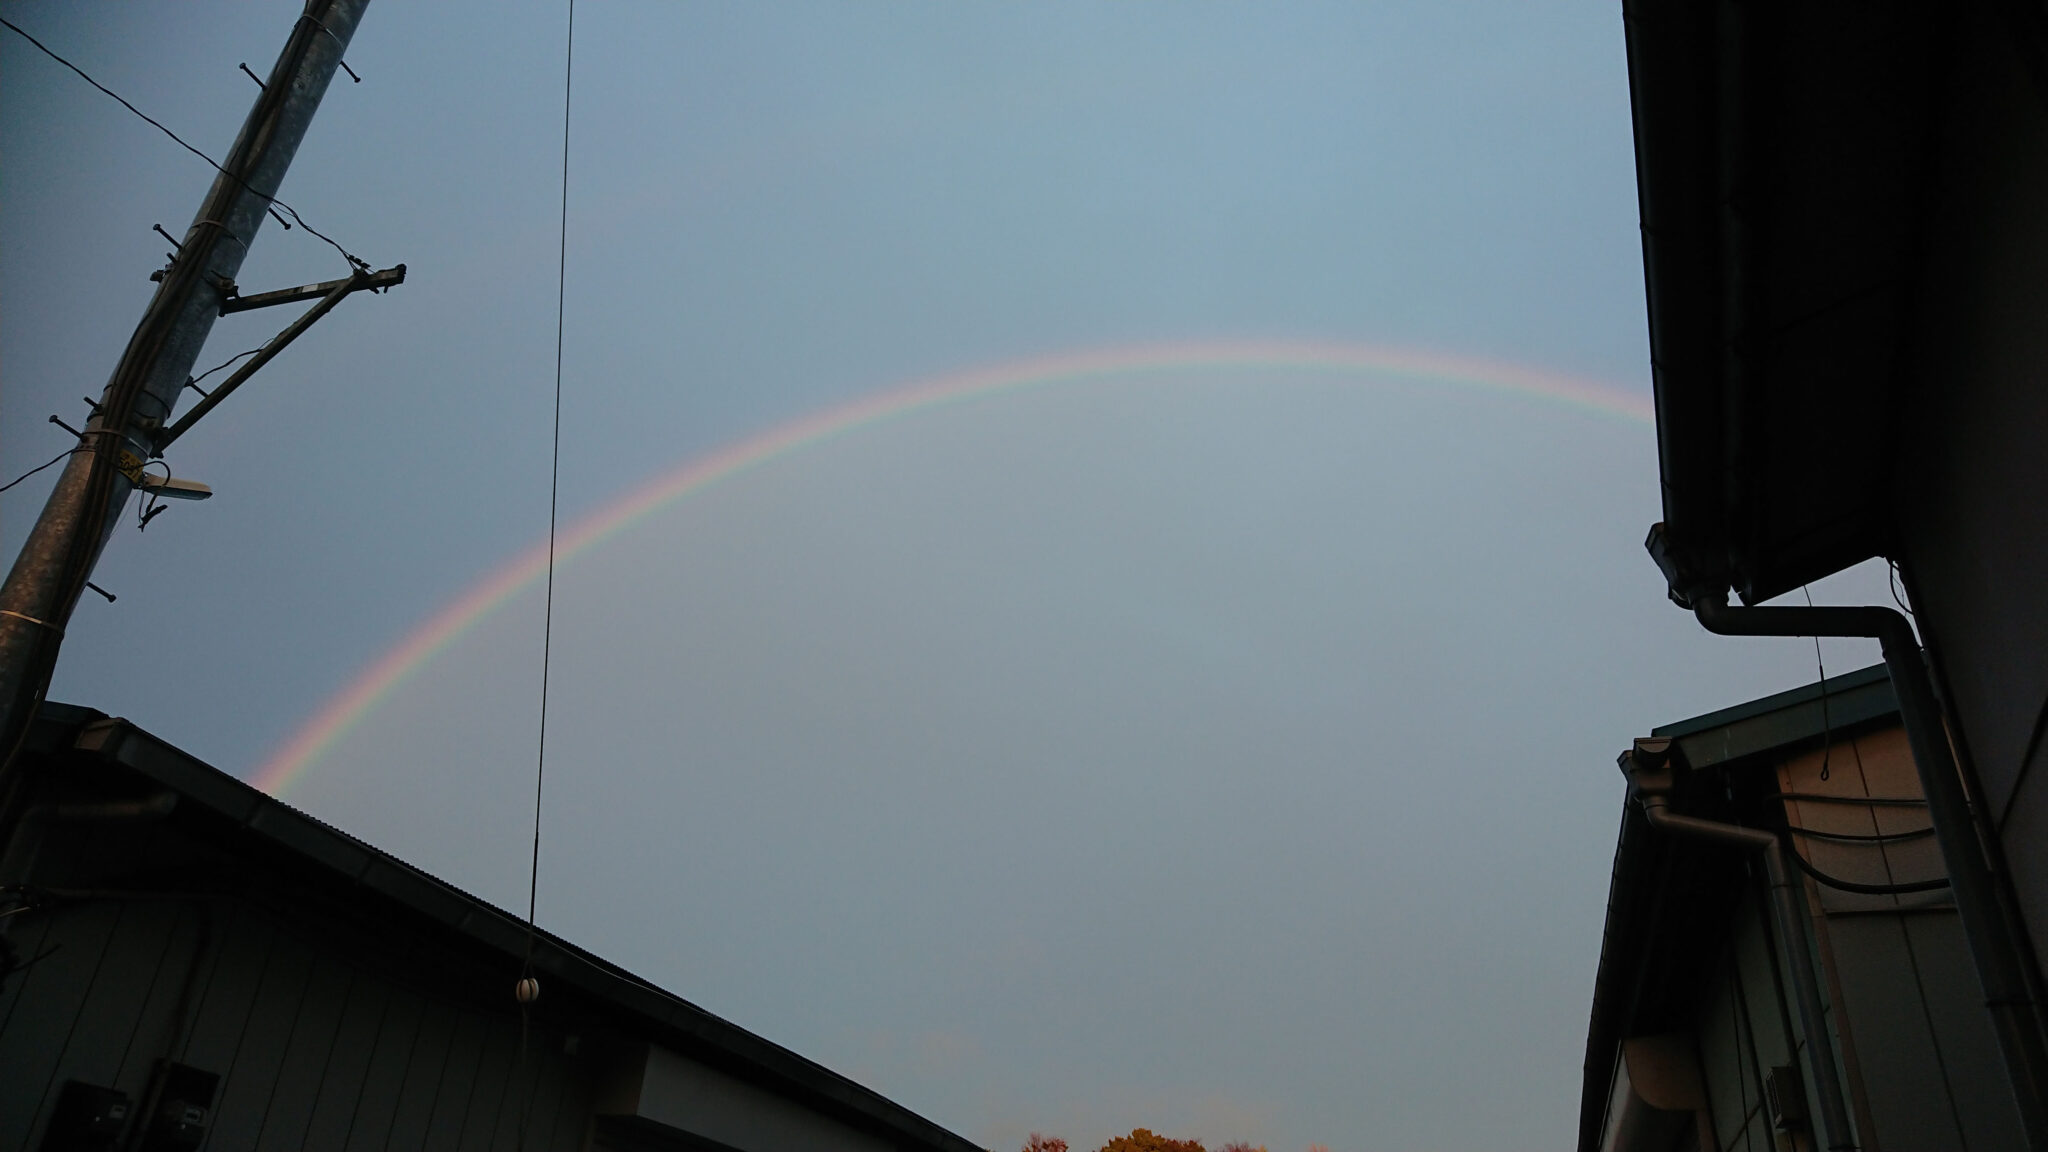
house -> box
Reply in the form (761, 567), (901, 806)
(1621, 0), (2048, 1134)
(0, 703), (985, 1152)
(1584, 667), (2021, 1151)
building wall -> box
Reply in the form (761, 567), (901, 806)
(1691, 902), (1801, 1152)
(0, 895), (596, 1152)
(1894, 4), (2048, 970)
(607, 1046), (893, 1152)
(1597, 726), (2020, 1151)
(1776, 731), (2023, 1151)
(0, 722), (969, 1152)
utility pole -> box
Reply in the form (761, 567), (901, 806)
(0, 0), (398, 791)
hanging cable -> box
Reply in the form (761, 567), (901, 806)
(525, 0), (573, 984)
(1766, 790), (1929, 808)
(0, 449), (79, 496)
(1776, 827), (1951, 895)
(0, 14), (368, 270)
(187, 347), (266, 392)
(1787, 822), (1936, 844)
(516, 1), (574, 1145)
(1801, 585), (1834, 781)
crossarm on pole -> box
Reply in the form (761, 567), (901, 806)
(154, 264), (401, 453)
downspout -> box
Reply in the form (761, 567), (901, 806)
(1692, 594), (2048, 1145)
(1619, 741), (1856, 1152)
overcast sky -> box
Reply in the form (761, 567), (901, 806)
(2, 4), (1900, 1149)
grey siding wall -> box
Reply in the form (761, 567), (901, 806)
(1618, 729), (2019, 1152)
(1826, 913), (2017, 1151)
(1692, 905), (1799, 1152)
(1682, 871), (1991, 1152)
(1778, 731), (2023, 1151)
(0, 897), (594, 1152)
(1895, 4), (2048, 970)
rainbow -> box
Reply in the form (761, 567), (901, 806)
(252, 340), (1651, 796)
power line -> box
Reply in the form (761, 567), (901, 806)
(526, 0), (574, 975)
(0, 450), (79, 496)
(0, 14), (367, 270)
(188, 348), (266, 392)
(516, 3), (574, 1147)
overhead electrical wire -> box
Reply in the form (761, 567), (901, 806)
(515, 1), (574, 1144)
(525, 0), (574, 985)
(0, 14), (367, 270)
(0, 9), (373, 786)
(188, 347), (266, 392)
(0, 450), (79, 496)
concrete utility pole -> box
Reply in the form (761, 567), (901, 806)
(0, 0), (388, 785)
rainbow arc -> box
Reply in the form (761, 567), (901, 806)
(254, 340), (1651, 796)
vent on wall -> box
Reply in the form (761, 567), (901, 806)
(1766, 1064), (1809, 1133)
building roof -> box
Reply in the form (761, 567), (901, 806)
(1623, 2), (1953, 604)
(1577, 665), (1899, 1152)
(20, 702), (985, 1152)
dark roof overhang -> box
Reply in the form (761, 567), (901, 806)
(15, 704), (986, 1152)
(1624, 1), (1954, 605)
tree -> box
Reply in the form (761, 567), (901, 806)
(1023, 1136), (1069, 1152)
(1219, 1144), (1269, 1152)
(1097, 1128), (1206, 1152)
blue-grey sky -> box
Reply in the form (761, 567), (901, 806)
(3, 4), (1899, 1149)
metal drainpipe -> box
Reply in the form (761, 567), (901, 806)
(1620, 743), (1857, 1151)
(1693, 595), (2048, 1145)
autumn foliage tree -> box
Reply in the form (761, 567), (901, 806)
(1020, 1129), (1278, 1152)
(1097, 1128), (1206, 1152)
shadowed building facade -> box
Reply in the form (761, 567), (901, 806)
(1623, 0), (2048, 1137)
(0, 704), (983, 1152)
(1584, 668), (2021, 1151)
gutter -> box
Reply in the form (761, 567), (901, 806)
(1650, 517), (2048, 1144)
(1618, 739), (1855, 1151)
(1690, 594), (2048, 1146)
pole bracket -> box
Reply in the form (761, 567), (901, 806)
(217, 264), (404, 315)
(154, 263), (405, 453)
